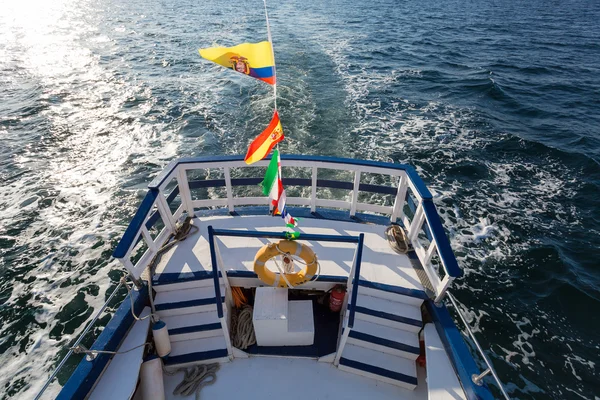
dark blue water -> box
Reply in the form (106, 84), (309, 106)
(1, 0), (599, 398)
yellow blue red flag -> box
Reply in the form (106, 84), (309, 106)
(199, 41), (275, 85)
(244, 110), (284, 164)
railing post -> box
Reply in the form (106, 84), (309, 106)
(214, 239), (233, 307)
(224, 166), (234, 213)
(434, 275), (453, 303)
(349, 171), (361, 217)
(207, 226), (224, 320)
(208, 225), (233, 360)
(141, 226), (157, 253)
(311, 167), (317, 213)
(424, 239), (437, 267)
(155, 194), (176, 232)
(407, 202), (425, 243)
(176, 166), (195, 217)
(335, 233), (364, 366)
(310, 167), (317, 212)
(391, 173), (409, 223)
(334, 328), (350, 366)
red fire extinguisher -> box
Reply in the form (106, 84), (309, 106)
(329, 285), (346, 312)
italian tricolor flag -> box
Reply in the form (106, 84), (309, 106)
(260, 149), (297, 227)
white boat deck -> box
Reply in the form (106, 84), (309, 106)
(154, 215), (424, 293)
(162, 357), (428, 400)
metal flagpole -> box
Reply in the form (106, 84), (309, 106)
(263, 0), (277, 111)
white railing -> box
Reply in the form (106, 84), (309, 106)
(113, 155), (462, 299)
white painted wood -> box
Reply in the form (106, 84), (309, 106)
(355, 202), (392, 214)
(281, 160), (406, 177)
(154, 228), (172, 251)
(163, 356), (428, 400)
(158, 304), (217, 318)
(350, 171), (361, 217)
(340, 344), (417, 390)
(407, 203), (425, 243)
(232, 197), (270, 206)
(317, 352), (336, 363)
(132, 247), (155, 281)
(434, 276), (454, 303)
(169, 328), (222, 342)
(173, 204), (185, 220)
(356, 294), (422, 322)
(391, 174), (408, 222)
(423, 324), (467, 400)
(141, 226), (158, 253)
(357, 286), (423, 307)
(287, 300), (315, 345)
(223, 167), (234, 212)
(311, 166), (317, 212)
(406, 178), (425, 203)
(345, 317), (420, 360)
(176, 167), (195, 216)
(152, 215), (425, 294)
(192, 198), (228, 208)
(285, 196), (311, 206)
(165, 336), (230, 369)
(177, 160), (406, 178)
(152, 278), (216, 293)
(154, 285), (223, 307)
(157, 170), (179, 192)
(253, 287), (289, 346)
(334, 325), (350, 366)
(355, 294), (422, 333)
(160, 310), (223, 341)
(355, 312), (421, 334)
(219, 315), (234, 359)
(155, 193), (176, 232)
(424, 240), (438, 267)
(314, 199), (351, 209)
(88, 308), (151, 400)
(160, 311), (220, 331)
(119, 258), (137, 280)
(169, 335), (227, 357)
(232, 347), (249, 359)
(213, 240), (233, 308)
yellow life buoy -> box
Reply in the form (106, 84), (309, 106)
(253, 240), (318, 287)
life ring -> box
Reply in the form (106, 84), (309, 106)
(254, 240), (318, 287)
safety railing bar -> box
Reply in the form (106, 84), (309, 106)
(446, 291), (511, 400)
(347, 233), (365, 329)
(207, 226), (224, 319)
(35, 280), (126, 400)
(211, 228), (360, 243)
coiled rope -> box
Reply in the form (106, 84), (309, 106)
(230, 305), (256, 350)
(385, 224), (411, 254)
(164, 363), (220, 400)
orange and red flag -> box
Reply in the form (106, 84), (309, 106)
(244, 111), (284, 165)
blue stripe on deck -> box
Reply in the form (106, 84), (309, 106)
(357, 279), (428, 299)
(169, 323), (222, 336)
(164, 348), (228, 366)
(155, 297), (225, 311)
(152, 270), (217, 285)
(348, 330), (420, 355)
(339, 358), (418, 386)
(349, 305), (423, 328)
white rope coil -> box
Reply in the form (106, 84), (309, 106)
(231, 305), (256, 350)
